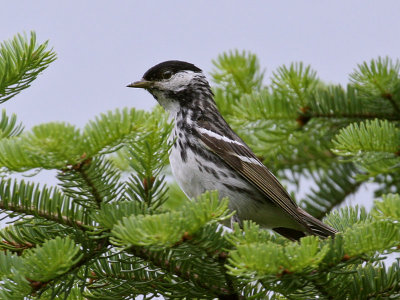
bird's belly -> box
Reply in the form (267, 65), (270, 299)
(169, 145), (299, 230)
(169, 144), (224, 198)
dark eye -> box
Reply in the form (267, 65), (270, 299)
(162, 71), (173, 80)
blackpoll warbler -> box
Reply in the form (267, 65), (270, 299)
(127, 60), (337, 240)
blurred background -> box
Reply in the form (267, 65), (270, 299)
(1, 0), (399, 219)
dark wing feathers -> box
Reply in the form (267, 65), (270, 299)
(196, 122), (337, 238)
(196, 122), (309, 230)
(298, 208), (337, 236)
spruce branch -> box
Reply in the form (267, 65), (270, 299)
(211, 50), (264, 95)
(128, 245), (237, 298)
(332, 119), (400, 155)
(83, 107), (152, 156)
(0, 236), (107, 299)
(0, 32), (56, 103)
(0, 179), (88, 230)
(89, 229), (239, 298)
(58, 157), (125, 210)
(371, 193), (400, 220)
(0, 109), (23, 139)
(0, 122), (85, 171)
(308, 275), (335, 300)
(382, 91), (400, 115)
(3, 192), (238, 294)
(350, 57), (400, 114)
(121, 115), (172, 209)
(31, 237), (109, 298)
(217, 254), (241, 300)
(300, 163), (362, 219)
(87, 234), (239, 299)
(0, 108), (154, 173)
(332, 119), (400, 177)
(23, 237), (83, 283)
(111, 192), (232, 248)
(0, 200), (85, 230)
(72, 159), (104, 209)
(305, 111), (400, 121)
(271, 62), (319, 106)
(2, 43), (400, 299)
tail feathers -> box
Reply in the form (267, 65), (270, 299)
(273, 227), (306, 241)
(273, 209), (337, 241)
(298, 208), (338, 238)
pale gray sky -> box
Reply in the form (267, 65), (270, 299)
(2, 1), (400, 128)
(0, 1), (399, 214)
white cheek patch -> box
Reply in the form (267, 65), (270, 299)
(161, 71), (203, 92)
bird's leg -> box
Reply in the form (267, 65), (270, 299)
(230, 214), (243, 229)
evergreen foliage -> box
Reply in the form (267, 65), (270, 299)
(0, 33), (399, 299)
(0, 32), (56, 103)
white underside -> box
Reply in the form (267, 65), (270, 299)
(169, 126), (301, 230)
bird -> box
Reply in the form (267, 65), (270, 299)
(127, 60), (337, 241)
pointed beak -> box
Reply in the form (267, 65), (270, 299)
(126, 79), (153, 89)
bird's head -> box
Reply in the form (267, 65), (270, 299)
(127, 60), (213, 114)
